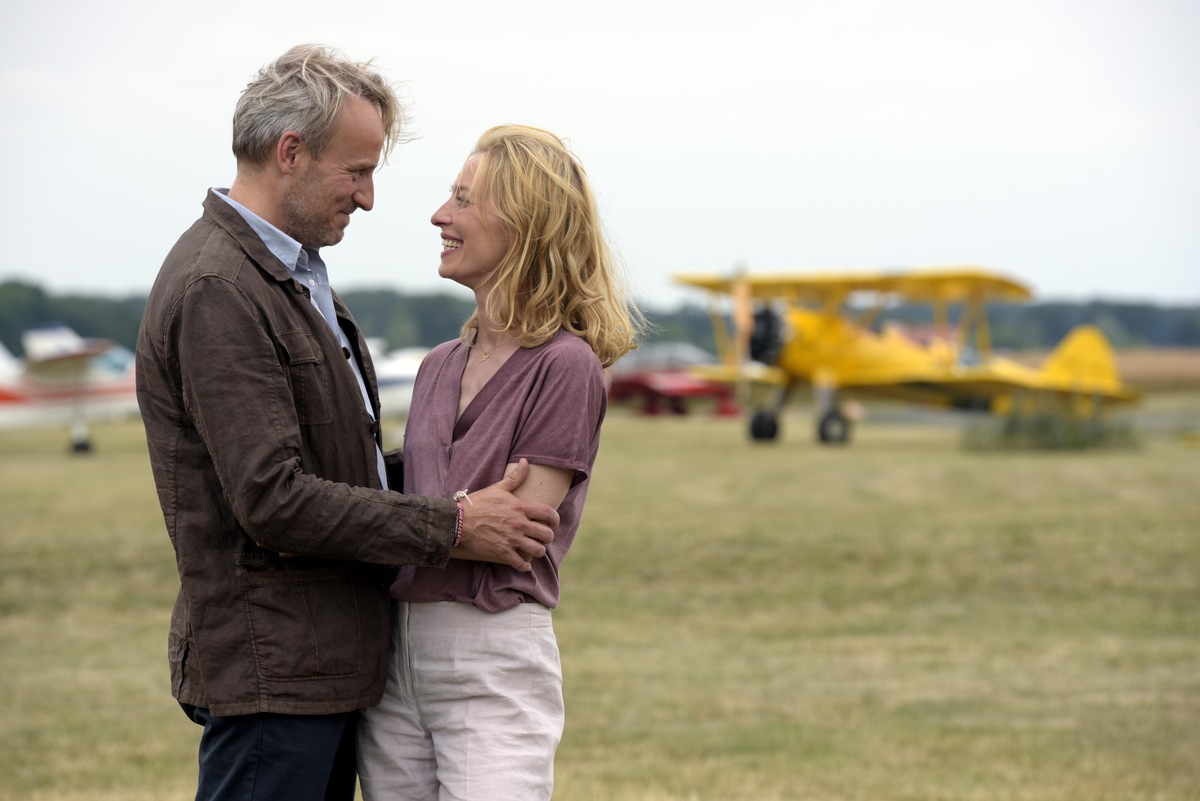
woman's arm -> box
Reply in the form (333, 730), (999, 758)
(450, 461), (573, 565)
(506, 461), (574, 509)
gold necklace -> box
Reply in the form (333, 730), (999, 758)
(474, 335), (516, 363)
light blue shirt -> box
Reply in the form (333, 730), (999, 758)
(213, 188), (389, 490)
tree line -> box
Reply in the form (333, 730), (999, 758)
(2, 279), (1199, 359)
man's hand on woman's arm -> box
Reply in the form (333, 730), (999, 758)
(453, 459), (560, 571)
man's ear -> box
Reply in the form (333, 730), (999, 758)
(277, 131), (305, 176)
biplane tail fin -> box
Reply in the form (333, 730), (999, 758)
(1038, 325), (1139, 402)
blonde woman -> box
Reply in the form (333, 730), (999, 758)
(357, 125), (640, 800)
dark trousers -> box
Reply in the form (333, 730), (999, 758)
(182, 704), (358, 801)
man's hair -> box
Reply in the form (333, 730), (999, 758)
(232, 44), (404, 168)
(463, 124), (642, 368)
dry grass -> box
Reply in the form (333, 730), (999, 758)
(1116, 348), (1200, 391)
(555, 399), (1200, 800)
(2, 393), (1199, 799)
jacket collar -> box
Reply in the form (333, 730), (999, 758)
(201, 190), (368, 381)
(201, 190), (296, 286)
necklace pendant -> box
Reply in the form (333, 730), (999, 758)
(478, 352), (490, 362)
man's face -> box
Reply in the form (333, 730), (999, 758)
(281, 96), (385, 248)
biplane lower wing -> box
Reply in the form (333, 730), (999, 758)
(689, 363), (791, 387)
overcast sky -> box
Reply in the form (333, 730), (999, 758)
(2, 0), (1197, 311)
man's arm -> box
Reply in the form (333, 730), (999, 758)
(165, 277), (454, 567)
(452, 459), (561, 571)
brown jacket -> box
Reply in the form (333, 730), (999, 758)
(136, 191), (455, 716)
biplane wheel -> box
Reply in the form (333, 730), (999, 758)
(817, 409), (851, 444)
(749, 410), (780, 441)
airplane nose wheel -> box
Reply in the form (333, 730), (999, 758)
(817, 408), (851, 444)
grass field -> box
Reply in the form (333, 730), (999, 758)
(2, 393), (1198, 800)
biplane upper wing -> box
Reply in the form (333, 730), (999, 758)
(673, 267), (1033, 304)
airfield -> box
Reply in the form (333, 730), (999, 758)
(1, 385), (1198, 800)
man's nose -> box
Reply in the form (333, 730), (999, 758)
(354, 175), (375, 211)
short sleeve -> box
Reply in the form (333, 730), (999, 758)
(510, 339), (606, 484)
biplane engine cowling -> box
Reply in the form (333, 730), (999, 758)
(749, 307), (785, 366)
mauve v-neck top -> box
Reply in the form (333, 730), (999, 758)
(391, 329), (607, 611)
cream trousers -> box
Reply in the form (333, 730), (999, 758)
(357, 600), (564, 801)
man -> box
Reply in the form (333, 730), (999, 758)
(136, 45), (558, 801)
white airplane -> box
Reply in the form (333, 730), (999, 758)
(0, 324), (139, 452)
(366, 340), (426, 420)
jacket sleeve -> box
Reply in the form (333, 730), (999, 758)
(169, 274), (454, 567)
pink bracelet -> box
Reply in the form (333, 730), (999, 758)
(453, 501), (464, 548)
(451, 489), (471, 549)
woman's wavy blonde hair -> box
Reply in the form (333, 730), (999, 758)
(461, 125), (642, 368)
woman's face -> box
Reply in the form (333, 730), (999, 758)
(431, 156), (509, 291)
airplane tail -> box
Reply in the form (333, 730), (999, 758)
(1038, 325), (1139, 402)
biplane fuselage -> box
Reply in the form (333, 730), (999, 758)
(779, 309), (961, 395)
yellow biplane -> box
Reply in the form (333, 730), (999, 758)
(673, 267), (1141, 444)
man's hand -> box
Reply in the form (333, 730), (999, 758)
(454, 459), (560, 571)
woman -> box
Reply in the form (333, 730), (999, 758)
(357, 125), (641, 800)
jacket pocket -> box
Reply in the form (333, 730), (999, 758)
(278, 329), (333, 425)
(241, 566), (363, 680)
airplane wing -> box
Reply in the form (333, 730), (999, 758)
(689, 363), (791, 387)
(21, 324), (115, 365)
(829, 354), (1140, 407)
(674, 267), (1033, 304)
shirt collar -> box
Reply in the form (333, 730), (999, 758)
(212, 188), (316, 275)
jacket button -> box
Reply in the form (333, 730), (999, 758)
(370, 421), (380, 434)
(343, 347), (351, 360)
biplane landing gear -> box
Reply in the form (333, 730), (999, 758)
(748, 383), (791, 442)
(749, 410), (780, 441)
(817, 408), (851, 445)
